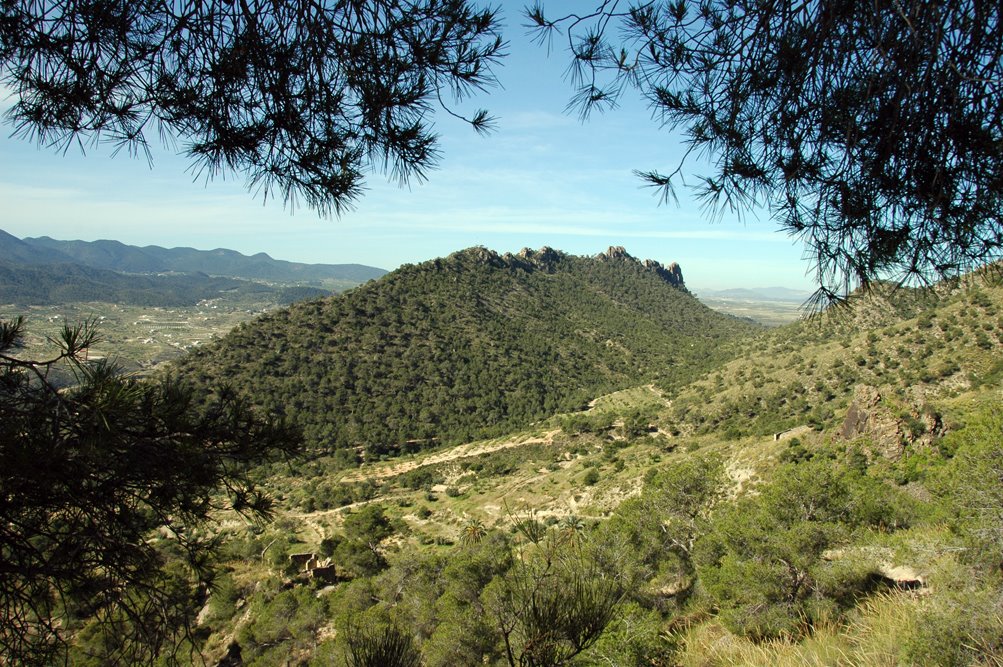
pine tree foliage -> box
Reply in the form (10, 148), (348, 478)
(345, 618), (422, 667)
(527, 1), (1003, 304)
(0, 317), (301, 664)
(484, 535), (625, 667)
(0, 0), (504, 214)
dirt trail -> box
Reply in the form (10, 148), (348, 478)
(287, 493), (413, 541)
(338, 429), (562, 483)
(587, 383), (671, 411)
(647, 383), (672, 407)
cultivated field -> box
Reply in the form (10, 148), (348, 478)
(1, 294), (280, 373)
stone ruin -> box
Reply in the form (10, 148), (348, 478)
(288, 552), (337, 583)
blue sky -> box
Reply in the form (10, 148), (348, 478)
(0, 3), (814, 293)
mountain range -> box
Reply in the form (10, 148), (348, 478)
(0, 229), (387, 306)
(696, 286), (813, 302)
(0, 229), (386, 283)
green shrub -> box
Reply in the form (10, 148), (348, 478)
(695, 458), (915, 640)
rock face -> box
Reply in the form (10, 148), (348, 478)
(599, 245), (632, 261)
(645, 259), (685, 288)
(513, 245), (563, 271)
(465, 246), (506, 267)
(462, 245), (686, 289)
(841, 386), (904, 460)
(840, 385), (944, 460)
(596, 246), (686, 288)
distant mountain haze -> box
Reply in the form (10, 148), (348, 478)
(695, 286), (814, 303)
(0, 228), (387, 306)
(0, 228), (387, 282)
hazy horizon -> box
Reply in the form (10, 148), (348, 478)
(5, 227), (821, 296)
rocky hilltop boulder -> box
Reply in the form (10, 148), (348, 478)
(645, 259), (685, 289)
(596, 246), (686, 289)
(510, 245), (564, 272)
(460, 245), (687, 289)
(599, 245), (633, 261)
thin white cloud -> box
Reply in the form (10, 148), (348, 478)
(0, 180), (297, 244)
(1, 167), (787, 248)
(352, 205), (787, 243)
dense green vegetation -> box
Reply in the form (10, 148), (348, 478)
(149, 406), (1001, 666)
(12, 246), (1003, 665)
(131, 266), (1001, 667)
(178, 247), (758, 455)
(0, 317), (301, 664)
(663, 277), (1003, 442)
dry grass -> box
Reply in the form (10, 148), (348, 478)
(676, 620), (856, 667)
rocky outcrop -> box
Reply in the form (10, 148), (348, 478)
(877, 564), (926, 591)
(596, 246), (686, 288)
(516, 245), (560, 263)
(462, 246), (506, 268)
(840, 385), (944, 460)
(645, 258), (685, 288)
(511, 245), (563, 272)
(457, 246), (685, 288)
(599, 245), (632, 261)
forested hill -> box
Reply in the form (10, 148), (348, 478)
(177, 246), (760, 453)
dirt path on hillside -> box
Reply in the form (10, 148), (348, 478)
(647, 383), (672, 407)
(338, 429), (563, 483)
(287, 493), (414, 542)
(587, 383), (671, 411)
